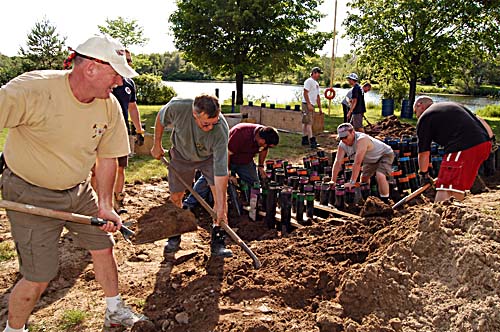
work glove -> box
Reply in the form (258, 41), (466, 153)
(135, 133), (144, 146)
(419, 171), (433, 186)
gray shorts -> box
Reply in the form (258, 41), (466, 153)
(168, 148), (214, 193)
(301, 103), (312, 124)
(2, 169), (114, 282)
(362, 153), (394, 179)
(351, 113), (364, 129)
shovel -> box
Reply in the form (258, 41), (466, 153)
(392, 181), (434, 209)
(161, 157), (262, 269)
(0, 199), (135, 243)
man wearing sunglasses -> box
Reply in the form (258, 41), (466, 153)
(0, 35), (147, 331)
(331, 123), (394, 203)
(151, 94), (232, 258)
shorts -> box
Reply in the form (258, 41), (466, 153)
(301, 103), (312, 124)
(1, 169), (114, 282)
(118, 155), (128, 168)
(362, 153), (394, 179)
(168, 148), (215, 193)
(435, 140), (492, 193)
(351, 113), (364, 129)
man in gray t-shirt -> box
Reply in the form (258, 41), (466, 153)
(151, 94), (232, 257)
(331, 123), (394, 203)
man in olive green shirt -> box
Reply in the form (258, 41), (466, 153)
(151, 94), (232, 257)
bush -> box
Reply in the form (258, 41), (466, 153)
(476, 104), (500, 118)
(134, 74), (177, 105)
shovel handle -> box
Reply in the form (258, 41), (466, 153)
(161, 156), (262, 269)
(392, 182), (432, 209)
(0, 200), (134, 242)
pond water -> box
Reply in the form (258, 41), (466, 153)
(164, 80), (499, 111)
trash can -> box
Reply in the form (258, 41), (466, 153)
(381, 99), (395, 117)
(401, 99), (413, 119)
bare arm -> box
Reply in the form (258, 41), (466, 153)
(213, 175), (229, 224)
(477, 116), (494, 138)
(151, 112), (165, 159)
(331, 147), (346, 183)
(350, 137), (370, 184)
(316, 94), (322, 114)
(418, 151), (431, 173)
(95, 157), (121, 231)
(128, 102), (142, 133)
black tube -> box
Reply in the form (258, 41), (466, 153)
(228, 182), (242, 216)
(265, 182), (278, 229)
(280, 187), (292, 233)
(292, 190), (299, 213)
(306, 193), (315, 218)
(320, 183), (330, 206)
(296, 193), (305, 223)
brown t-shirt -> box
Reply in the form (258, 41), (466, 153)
(0, 70), (129, 190)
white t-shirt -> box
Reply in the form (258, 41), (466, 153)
(302, 77), (320, 104)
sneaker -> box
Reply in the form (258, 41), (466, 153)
(164, 235), (181, 254)
(104, 301), (148, 328)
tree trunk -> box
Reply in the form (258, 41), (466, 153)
(408, 75), (418, 109)
(236, 71), (244, 105)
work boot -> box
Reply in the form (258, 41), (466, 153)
(210, 226), (233, 258)
(310, 137), (320, 149)
(301, 136), (309, 146)
(164, 235), (181, 255)
(104, 300), (148, 328)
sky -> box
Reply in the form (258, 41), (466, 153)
(0, 0), (351, 58)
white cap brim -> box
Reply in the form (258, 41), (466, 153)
(110, 63), (138, 78)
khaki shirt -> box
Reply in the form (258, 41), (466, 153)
(0, 70), (129, 190)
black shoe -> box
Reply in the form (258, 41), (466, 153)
(310, 137), (320, 148)
(210, 226), (233, 258)
(301, 136), (309, 146)
(164, 235), (181, 254)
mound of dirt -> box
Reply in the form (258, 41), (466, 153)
(365, 115), (416, 138)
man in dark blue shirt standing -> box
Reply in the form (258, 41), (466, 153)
(112, 50), (144, 211)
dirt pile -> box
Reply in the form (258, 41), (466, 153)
(365, 115), (416, 138)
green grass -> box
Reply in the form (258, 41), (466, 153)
(0, 241), (16, 262)
(58, 309), (87, 330)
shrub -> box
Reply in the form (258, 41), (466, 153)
(476, 105), (500, 118)
(134, 74), (177, 105)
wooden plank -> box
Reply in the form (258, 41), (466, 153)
(313, 202), (361, 219)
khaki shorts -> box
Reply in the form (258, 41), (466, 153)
(362, 153), (394, 179)
(351, 113), (364, 129)
(2, 169), (114, 282)
(301, 103), (312, 124)
(168, 148), (214, 193)
(118, 155), (128, 168)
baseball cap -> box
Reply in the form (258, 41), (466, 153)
(74, 35), (138, 78)
(337, 123), (354, 138)
(346, 73), (359, 81)
(311, 67), (323, 74)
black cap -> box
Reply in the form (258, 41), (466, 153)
(311, 67), (323, 74)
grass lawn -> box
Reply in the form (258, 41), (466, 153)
(0, 103), (499, 184)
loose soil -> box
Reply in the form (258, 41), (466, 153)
(1, 118), (500, 331)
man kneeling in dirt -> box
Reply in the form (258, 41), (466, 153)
(0, 36), (147, 331)
(151, 94), (232, 258)
(414, 96), (494, 202)
(331, 123), (394, 203)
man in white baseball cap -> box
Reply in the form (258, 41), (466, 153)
(0, 35), (146, 331)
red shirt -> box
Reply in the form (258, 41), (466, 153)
(228, 123), (263, 165)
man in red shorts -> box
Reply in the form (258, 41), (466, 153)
(414, 96), (494, 201)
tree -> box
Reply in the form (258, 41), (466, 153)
(98, 17), (148, 48)
(344, 0), (500, 106)
(19, 18), (67, 71)
(170, 0), (330, 104)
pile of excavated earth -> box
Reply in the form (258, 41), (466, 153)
(0, 117), (500, 332)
